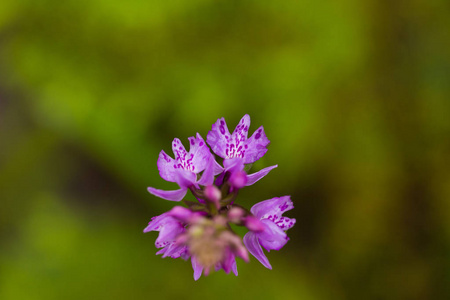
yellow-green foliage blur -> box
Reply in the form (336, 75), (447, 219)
(1, 1), (449, 299)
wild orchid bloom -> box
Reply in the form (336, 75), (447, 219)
(144, 115), (295, 280)
(243, 196), (296, 269)
(148, 133), (217, 201)
(207, 114), (277, 186)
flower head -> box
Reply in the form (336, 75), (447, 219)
(144, 114), (296, 280)
(243, 196), (296, 269)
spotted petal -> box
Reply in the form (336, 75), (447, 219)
(207, 115), (251, 160)
(157, 150), (177, 182)
(188, 133), (211, 173)
(158, 134), (212, 184)
(243, 126), (270, 163)
(207, 115), (270, 164)
(157, 151), (196, 186)
(250, 196), (294, 220)
(143, 212), (172, 233)
(155, 219), (184, 247)
(207, 117), (231, 158)
(232, 114), (251, 140)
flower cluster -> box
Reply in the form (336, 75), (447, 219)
(144, 115), (295, 280)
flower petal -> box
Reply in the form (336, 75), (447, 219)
(157, 149), (197, 188)
(207, 117), (231, 158)
(156, 150), (177, 182)
(231, 259), (238, 276)
(243, 231), (272, 269)
(191, 257), (203, 281)
(197, 156), (216, 186)
(219, 249), (234, 274)
(243, 125), (270, 164)
(223, 157), (244, 173)
(213, 159), (224, 175)
(171, 138), (187, 161)
(258, 219), (289, 251)
(245, 164), (277, 186)
(232, 114), (251, 140)
(147, 187), (187, 201)
(168, 206), (194, 222)
(143, 212), (172, 233)
(155, 221), (184, 246)
(161, 243), (187, 259)
(188, 133), (211, 173)
(172, 168), (197, 188)
(250, 196), (294, 219)
(274, 216), (296, 231)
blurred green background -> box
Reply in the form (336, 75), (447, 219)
(1, 0), (450, 299)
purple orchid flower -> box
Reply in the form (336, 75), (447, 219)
(144, 114), (295, 280)
(143, 211), (189, 259)
(148, 133), (218, 201)
(243, 196), (296, 269)
(207, 114), (269, 163)
(207, 115), (277, 186)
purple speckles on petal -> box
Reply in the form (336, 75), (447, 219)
(156, 134), (213, 186)
(162, 153), (170, 162)
(279, 202), (289, 211)
(220, 126), (225, 135)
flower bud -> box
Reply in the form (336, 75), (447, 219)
(228, 206), (245, 223)
(229, 170), (248, 189)
(204, 185), (221, 208)
(169, 206), (193, 222)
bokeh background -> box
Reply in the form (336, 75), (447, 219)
(1, 1), (450, 299)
